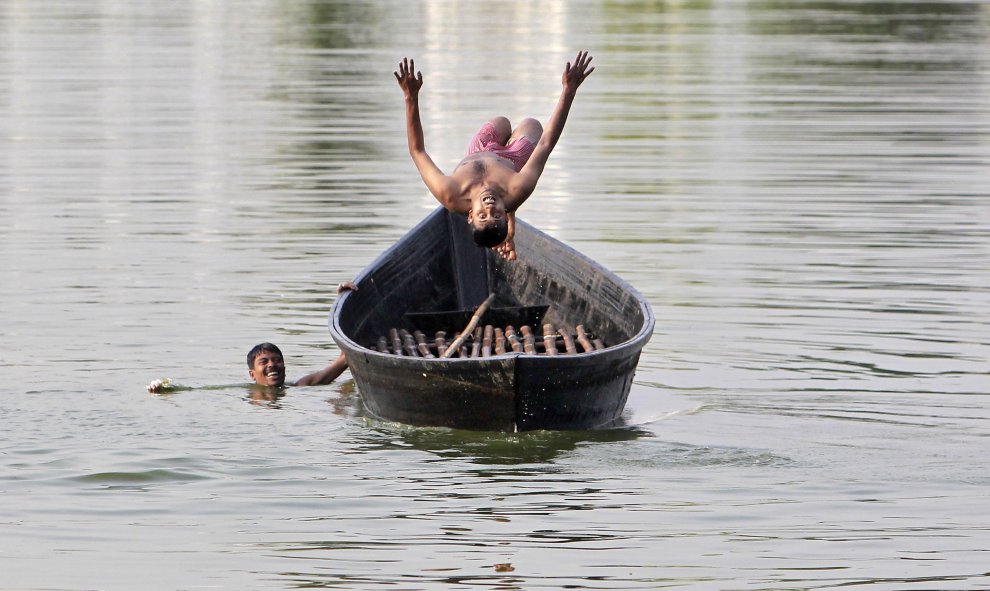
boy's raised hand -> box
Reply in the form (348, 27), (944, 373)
(562, 51), (595, 94)
(394, 57), (423, 98)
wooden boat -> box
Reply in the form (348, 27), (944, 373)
(329, 207), (654, 432)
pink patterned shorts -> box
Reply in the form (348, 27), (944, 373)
(466, 122), (536, 172)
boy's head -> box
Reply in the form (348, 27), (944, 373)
(468, 188), (509, 248)
(247, 342), (286, 387)
(470, 219), (509, 248)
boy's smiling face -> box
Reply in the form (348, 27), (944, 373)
(468, 187), (507, 228)
(249, 350), (286, 387)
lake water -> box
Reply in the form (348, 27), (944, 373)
(2, 1), (989, 589)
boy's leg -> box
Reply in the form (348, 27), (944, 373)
(467, 116), (513, 154)
(507, 117), (543, 146)
(488, 116), (512, 144)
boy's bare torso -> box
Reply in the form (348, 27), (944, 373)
(447, 152), (519, 214)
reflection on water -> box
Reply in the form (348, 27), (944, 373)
(2, 1), (989, 590)
(363, 422), (651, 465)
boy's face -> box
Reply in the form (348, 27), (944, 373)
(249, 350), (286, 387)
(468, 189), (507, 229)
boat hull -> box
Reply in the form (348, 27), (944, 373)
(330, 208), (653, 431)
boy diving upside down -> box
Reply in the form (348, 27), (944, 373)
(394, 51), (595, 260)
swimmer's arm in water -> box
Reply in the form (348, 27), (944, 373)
(293, 352), (348, 387)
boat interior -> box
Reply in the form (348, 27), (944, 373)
(334, 208), (649, 357)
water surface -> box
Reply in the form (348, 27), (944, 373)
(2, 1), (989, 589)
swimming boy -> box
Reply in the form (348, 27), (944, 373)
(394, 51), (595, 260)
(147, 285), (356, 394)
(145, 345), (346, 394)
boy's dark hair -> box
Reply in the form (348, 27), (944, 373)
(471, 219), (509, 249)
(247, 342), (282, 368)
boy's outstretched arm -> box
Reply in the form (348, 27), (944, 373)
(395, 58), (459, 209)
(294, 352), (347, 387)
(507, 51), (595, 210)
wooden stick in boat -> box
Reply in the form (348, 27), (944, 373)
(494, 327), (506, 355)
(558, 328), (577, 354)
(414, 331), (435, 358)
(389, 328), (403, 355)
(434, 331), (447, 356)
(576, 325), (595, 353)
(450, 332), (463, 357)
(520, 325), (537, 354)
(482, 324), (493, 357)
(542, 323), (557, 356)
(399, 329), (419, 356)
(506, 325), (522, 352)
(377, 336), (389, 353)
(441, 292), (496, 358)
(593, 338), (606, 350)
(470, 327), (482, 358)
